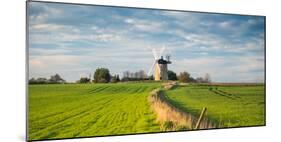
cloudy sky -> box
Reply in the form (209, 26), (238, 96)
(28, 2), (265, 83)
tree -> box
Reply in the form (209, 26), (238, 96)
(94, 68), (111, 83)
(148, 75), (154, 80)
(29, 74), (66, 84)
(29, 78), (37, 84)
(134, 72), (139, 78)
(188, 76), (196, 83)
(78, 77), (90, 83)
(116, 75), (120, 82)
(178, 71), (190, 83)
(49, 74), (65, 83)
(130, 72), (135, 78)
(29, 77), (48, 84)
(111, 75), (120, 83)
(37, 77), (49, 84)
(121, 70), (147, 81)
(123, 71), (130, 78)
(167, 70), (177, 80)
(204, 73), (211, 83)
(138, 70), (147, 79)
(196, 77), (204, 83)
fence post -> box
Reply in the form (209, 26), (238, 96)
(195, 107), (207, 129)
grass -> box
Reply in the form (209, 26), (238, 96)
(164, 84), (265, 127)
(148, 88), (214, 131)
(28, 82), (265, 140)
(28, 83), (161, 141)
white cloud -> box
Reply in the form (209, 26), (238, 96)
(124, 18), (165, 32)
(30, 23), (122, 44)
(29, 3), (63, 24)
(199, 52), (208, 55)
(29, 55), (90, 81)
(28, 3), (264, 83)
(30, 55), (81, 68)
(124, 18), (134, 24)
(29, 13), (49, 23)
(171, 55), (264, 83)
(32, 23), (76, 31)
(219, 21), (232, 29)
(160, 10), (193, 20)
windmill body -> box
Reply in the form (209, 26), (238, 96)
(147, 46), (171, 81)
(155, 56), (171, 80)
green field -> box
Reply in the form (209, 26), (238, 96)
(28, 83), (161, 140)
(28, 82), (265, 141)
(164, 84), (265, 127)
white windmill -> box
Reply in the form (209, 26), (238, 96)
(147, 46), (172, 81)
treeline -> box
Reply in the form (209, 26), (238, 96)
(76, 68), (119, 83)
(122, 70), (153, 81)
(29, 74), (65, 84)
(76, 68), (151, 84)
(175, 71), (211, 83)
(82, 68), (211, 84)
(29, 68), (211, 84)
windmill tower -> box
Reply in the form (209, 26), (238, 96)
(147, 46), (171, 81)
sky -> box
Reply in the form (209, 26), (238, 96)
(28, 2), (265, 83)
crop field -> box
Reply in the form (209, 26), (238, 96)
(164, 84), (265, 127)
(28, 83), (265, 141)
(28, 83), (161, 140)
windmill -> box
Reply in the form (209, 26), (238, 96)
(147, 46), (172, 81)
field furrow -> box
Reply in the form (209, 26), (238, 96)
(164, 84), (265, 127)
(28, 83), (161, 140)
(28, 83), (265, 140)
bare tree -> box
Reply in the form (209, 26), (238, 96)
(204, 73), (211, 83)
(196, 77), (204, 83)
(178, 71), (190, 83)
(139, 70), (147, 79)
(130, 72), (135, 78)
(123, 71), (130, 78)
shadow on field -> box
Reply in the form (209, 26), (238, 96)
(209, 88), (241, 100)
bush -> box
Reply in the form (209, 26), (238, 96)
(77, 77), (90, 83)
(167, 70), (177, 80)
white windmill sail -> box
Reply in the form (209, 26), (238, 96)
(147, 60), (156, 76)
(147, 46), (166, 80)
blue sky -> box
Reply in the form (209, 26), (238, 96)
(28, 2), (265, 83)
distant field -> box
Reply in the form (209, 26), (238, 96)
(28, 83), (161, 140)
(164, 84), (265, 127)
(28, 82), (265, 140)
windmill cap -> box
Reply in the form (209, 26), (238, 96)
(158, 58), (171, 64)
